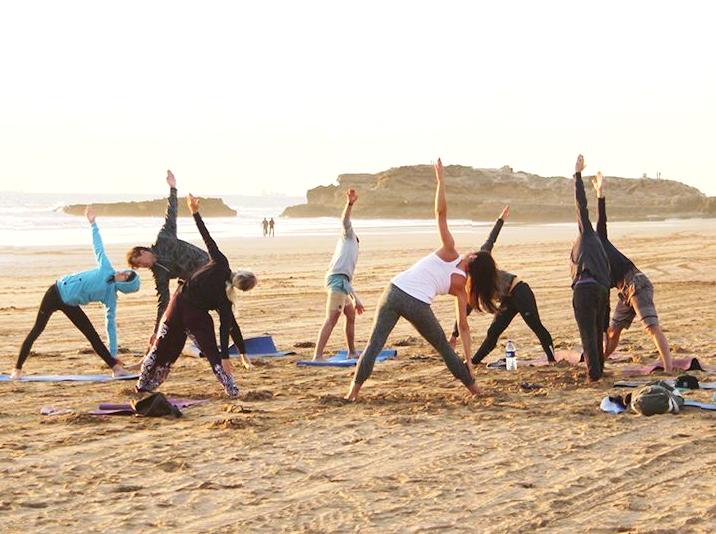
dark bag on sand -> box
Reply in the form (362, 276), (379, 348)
(631, 381), (684, 416)
(132, 392), (183, 418)
(674, 374), (700, 390)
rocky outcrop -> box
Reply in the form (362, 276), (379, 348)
(282, 164), (712, 222)
(61, 197), (237, 217)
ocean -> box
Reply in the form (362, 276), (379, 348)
(0, 191), (495, 247)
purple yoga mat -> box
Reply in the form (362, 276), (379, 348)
(88, 397), (208, 415)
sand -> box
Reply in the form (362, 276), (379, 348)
(1, 220), (716, 532)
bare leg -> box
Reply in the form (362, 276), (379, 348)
(647, 324), (672, 372)
(605, 326), (623, 358)
(313, 310), (341, 360)
(343, 300), (357, 358)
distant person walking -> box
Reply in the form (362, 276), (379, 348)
(591, 171), (672, 371)
(570, 154), (610, 381)
(269, 218), (275, 237)
(262, 218), (268, 237)
(137, 194), (257, 398)
(126, 170), (209, 348)
(13, 207), (140, 379)
(448, 206), (555, 365)
(313, 188), (364, 361)
(346, 158), (479, 401)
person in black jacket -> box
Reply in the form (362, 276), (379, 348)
(136, 194), (257, 398)
(126, 170), (210, 345)
(449, 206), (555, 365)
(570, 154), (611, 381)
(591, 171), (672, 371)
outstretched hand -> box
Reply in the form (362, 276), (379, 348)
(85, 206), (96, 224)
(592, 171), (605, 195)
(575, 154), (586, 174)
(500, 205), (510, 220)
(434, 158), (444, 182)
(346, 188), (358, 205)
(166, 169), (176, 188)
(186, 193), (200, 214)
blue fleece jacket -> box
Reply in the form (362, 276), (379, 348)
(56, 223), (140, 356)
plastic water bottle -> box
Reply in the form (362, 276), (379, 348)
(505, 340), (517, 371)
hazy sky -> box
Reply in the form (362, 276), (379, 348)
(1, 1), (714, 196)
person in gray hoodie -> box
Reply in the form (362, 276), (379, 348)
(126, 170), (209, 347)
(312, 188), (364, 360)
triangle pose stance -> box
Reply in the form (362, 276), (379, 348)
(448, 206), (555, 365)
(591, 171), (672, 371)
(126, 170), (211, 352)
(570, 154), (611, 381)
(14, 207), (140, 379)
(136, 195), (257, 398)
(312, 188), (365, 361)
(346, 159), (480, 401)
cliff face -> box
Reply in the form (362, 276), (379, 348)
(282, 165), (712, 222)
(61, 197), (237, 217)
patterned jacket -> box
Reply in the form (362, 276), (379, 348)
(150, 187), (209, 331)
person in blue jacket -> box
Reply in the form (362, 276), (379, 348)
(12, 207), (140, 379)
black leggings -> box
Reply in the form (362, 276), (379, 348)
(136, 292), (239, 397)
(572, 282), (609, 381)
(17, 284), (117, 369)
(472, 282), (554, 364)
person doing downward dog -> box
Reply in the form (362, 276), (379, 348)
(448, 206), (555, 365)
(13, 207), (140, 379)
(136, 195), (257, 398)
(126, 170), (210, 348)
(591, 171), (672, 371)
(313, 188), (365, 361)
(346, 159), (479, 401)
(570, 155), (611, 381)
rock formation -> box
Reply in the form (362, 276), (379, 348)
(282, 164), (713, 222)
(61, 197), (237, 217)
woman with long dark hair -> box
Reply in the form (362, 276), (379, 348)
(346, 159), (479, 401)
(450, 206), (555, 365)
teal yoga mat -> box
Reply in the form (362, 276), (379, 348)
(297, 349), (397, 367)
(188, 335), (295, 358)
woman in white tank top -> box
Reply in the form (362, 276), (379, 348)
(347, 159), (480, 401)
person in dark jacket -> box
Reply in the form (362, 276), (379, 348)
(136, 194), (257, 398)
(570, 154), (611, 381)
(591, 171), (672, 371)
(126, 170), (209, 344)
(449, 206), (555, 365)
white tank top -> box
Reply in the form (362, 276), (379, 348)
(391, 252), (466, 304)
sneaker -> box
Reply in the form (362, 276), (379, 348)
(486, 357), (507, 370)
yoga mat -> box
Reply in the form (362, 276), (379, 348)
(622, 357), (715, 377)
(683, 400), (716, 411)
(188, 335), (296, 358)
(614, 380), (716, 391)
(0, 373), (138, 383)
(297, 349), (397, 367)
(525, 350), (584, 367)
(89, 397), (208, 416)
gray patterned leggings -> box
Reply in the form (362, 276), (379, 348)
(354, 284), (474, 386)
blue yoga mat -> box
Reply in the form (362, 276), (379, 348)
(684, 400), (716, 411)
(297, 349), (397, 367)
(0, 373), (138, 383)
(188, 335), (295, 358)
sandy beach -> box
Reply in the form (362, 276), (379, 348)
(1, 219), (716, 533)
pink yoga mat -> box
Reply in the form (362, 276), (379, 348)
(622, 357), (716, 376)
(88, 397), (208, 415)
